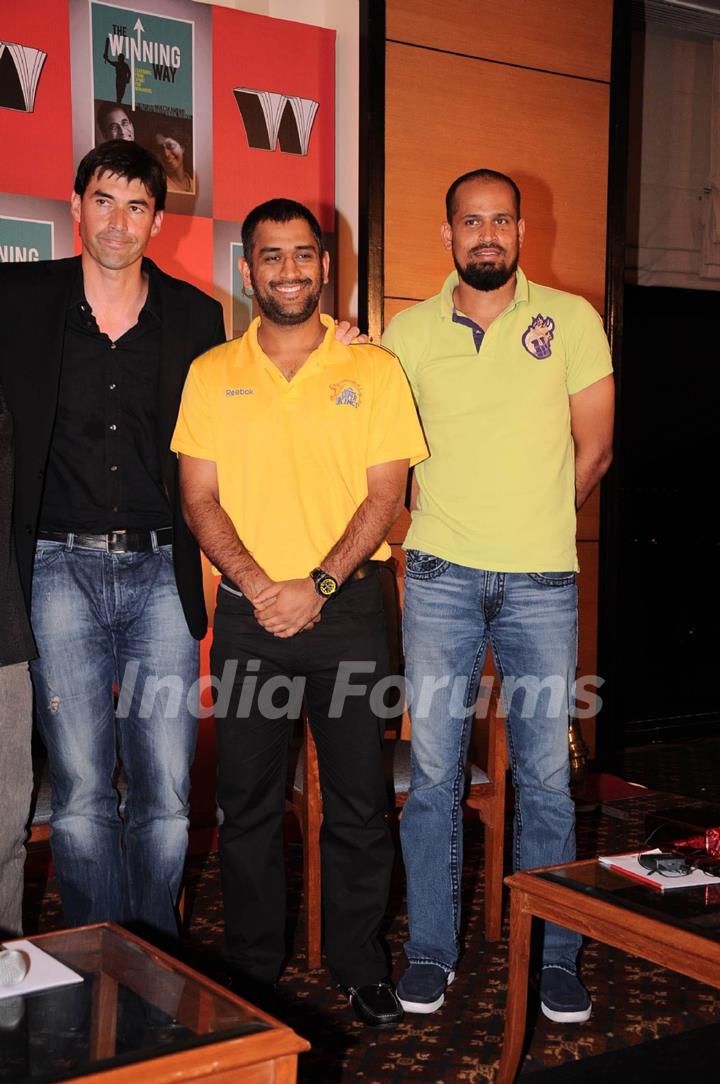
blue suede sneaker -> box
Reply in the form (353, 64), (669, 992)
(540, 966), (592, 1023)
(396, 963), (455, 1014)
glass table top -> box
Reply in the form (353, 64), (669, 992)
(0, 925), (271, 1082)
(537, 859), (720, 943)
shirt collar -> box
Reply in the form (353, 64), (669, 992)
(66, 257), (160, 322)
(247, 311), (338, 368)
(439, 266), (529, 319)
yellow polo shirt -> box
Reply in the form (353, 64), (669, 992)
(382, 269), (613, 573)
(172, 314), (428, 581)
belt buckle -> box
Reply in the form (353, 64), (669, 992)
(107, 530), (128, 553)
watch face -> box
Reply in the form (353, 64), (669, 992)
(318, 575), (337, 597)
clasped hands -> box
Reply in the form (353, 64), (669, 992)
(253, 577), (324, 638)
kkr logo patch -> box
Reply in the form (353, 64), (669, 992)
(522, 314), (555, 359)
(330, 381), (361, 408)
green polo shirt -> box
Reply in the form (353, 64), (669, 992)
(382, 268), (613, 573)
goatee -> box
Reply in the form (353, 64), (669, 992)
(454, 252), (518, 292)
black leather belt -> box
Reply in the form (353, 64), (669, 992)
(37, 528), (173, 553)
(221, 560), (380, 596)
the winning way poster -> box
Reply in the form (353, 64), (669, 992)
(69, 0), (213, 216)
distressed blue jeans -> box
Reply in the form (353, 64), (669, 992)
(400, 551), (582, 973)
(30, 538), (199, 936)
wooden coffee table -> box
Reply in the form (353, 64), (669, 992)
(0, 923), (308, 1082)
(495, 858), (720, 1083)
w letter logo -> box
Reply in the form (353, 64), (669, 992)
(233, 87), (319, 156)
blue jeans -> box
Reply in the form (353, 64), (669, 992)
(400, 551), (582, 972)
(30, 538), (199, 936)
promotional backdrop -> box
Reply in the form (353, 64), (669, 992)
(1, 0), (335, 334)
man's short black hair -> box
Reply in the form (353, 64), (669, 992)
(241, 198), (324, 261)
(74, 140), (167, 213)
(445, 169), (521, 222)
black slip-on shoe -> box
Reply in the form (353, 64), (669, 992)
(396, 963), (455, 1013)
(540, 965), (592, 1023)
(344, 980), (404, 1028)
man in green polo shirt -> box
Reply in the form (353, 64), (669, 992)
(383, 169), (614, 1022)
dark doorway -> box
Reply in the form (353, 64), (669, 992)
(613, 283), (719, 744)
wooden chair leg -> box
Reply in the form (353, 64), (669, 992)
(483, 817), (504, 941)
(302, 722), (323, 969)
(484, 766), (507, 942)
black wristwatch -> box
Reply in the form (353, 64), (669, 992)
(310, 567), (339, 598)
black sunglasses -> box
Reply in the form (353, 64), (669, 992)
(638, 850), (720, 878)
(638, 851), (694, 877)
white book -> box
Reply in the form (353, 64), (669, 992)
(598, 848), (720, 891)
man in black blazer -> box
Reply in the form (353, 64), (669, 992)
(0, 141), (225, 937)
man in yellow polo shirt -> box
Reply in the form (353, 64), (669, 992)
(382, 169), (614, 1023)
(172, 198), (427, 1028)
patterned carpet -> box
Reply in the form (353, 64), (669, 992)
(22, 736), (720, 1083)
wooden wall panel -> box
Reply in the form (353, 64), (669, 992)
(387, 0), (613, 83)
(383, 297), (416, 326)
(385, 43), (609, 312)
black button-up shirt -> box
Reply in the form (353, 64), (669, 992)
(39, 266), (171, 532)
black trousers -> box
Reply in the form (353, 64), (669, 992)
(211, 572), (394, 987)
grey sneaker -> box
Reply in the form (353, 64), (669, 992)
(396, 963), (455, 1014)
(540, 966), (592, 1023)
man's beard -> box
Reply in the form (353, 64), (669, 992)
(454, 248), (518, 292)
(251, 275), (322, 326)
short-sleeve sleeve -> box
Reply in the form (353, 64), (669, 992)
(364, 349), (428, 468)
(171, 358), (216, 461)
(564, 299), (614, 395)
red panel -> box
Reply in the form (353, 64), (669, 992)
(212, 8), (335, 231)
(0, 0), (74, 199)
(146, 212), (215, 298)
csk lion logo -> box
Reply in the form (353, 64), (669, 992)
(330, 380), (362, 408)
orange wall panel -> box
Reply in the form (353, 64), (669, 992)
(384, 297), (419, 326)
(387, 0), (612, 83)
(385, 43), (609, 312)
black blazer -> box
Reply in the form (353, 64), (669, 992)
(0, 381), (36, 666)
(0, 255), (225, 640)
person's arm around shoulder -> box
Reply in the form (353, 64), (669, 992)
(570, 374), (614, 509)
